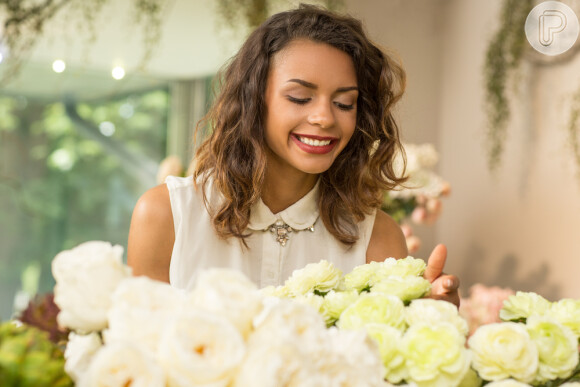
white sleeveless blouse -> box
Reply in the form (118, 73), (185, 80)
(166, 175), (377, 291)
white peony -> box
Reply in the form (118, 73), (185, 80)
(158, 309), (246, 387)
(405, 299), (469, 336)
(401, 322), (470, 387)
(64, 332), (103, 383)
(104, 276), (184, 354)
(78, 341), (165, 387)
(284, 260), (342, 296)
(380, 256), (427, 278)
(52, 241), (131, 332)
(187, 268), (263, 338)
(526, 315), (579, 382)
(343, 261), (381, 291)
(468, 322), (538, 383)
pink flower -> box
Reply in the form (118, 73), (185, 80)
(406, 235), (421, 254)
(459, 284), (515, 336)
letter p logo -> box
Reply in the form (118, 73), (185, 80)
(525, 1), (579, 56)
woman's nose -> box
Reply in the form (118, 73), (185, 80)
(307, 100), (335, 129)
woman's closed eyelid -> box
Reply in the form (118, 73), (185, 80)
(286, 95), (355, 109)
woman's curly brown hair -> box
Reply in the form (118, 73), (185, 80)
(193, 4), (407, 247)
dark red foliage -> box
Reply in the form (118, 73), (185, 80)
(17, 293), (69, 344)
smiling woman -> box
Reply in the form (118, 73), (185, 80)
(127, 4), (460, 306)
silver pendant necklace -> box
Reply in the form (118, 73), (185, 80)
(265, 219), (315, 247)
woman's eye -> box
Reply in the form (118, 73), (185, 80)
(335, 102), (355, 111)
(287, 96), (310, 105)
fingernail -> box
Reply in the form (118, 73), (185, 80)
(445, 279), (454, 288)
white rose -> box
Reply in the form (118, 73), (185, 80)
(293, 292), (325, 314)
(468, 322), (538, 383)
(188, 268), (263, 338)
(526, 315), (579, 382)
(284, 260), (343, 296)
(78, 341), (165, 387)
(52, 241), (131, 332)
(64, 332), (103, 382)
(343, 261), (380, 291)
(104, 276), (184, 354)
(233, 336), (307, 387)
(158, 310), (246, 387)
(309, 327), (385, 386)
(406, 299), (469, 336)
(380, 256), (427, 278)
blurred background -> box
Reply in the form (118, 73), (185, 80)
(1, 0), (579, 319)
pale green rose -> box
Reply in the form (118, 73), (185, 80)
(457, 368), (482, 387)
(526, 315), (579, 382)
(343, 261), (382, 292)
(406, 299), (468, 336)
(380, 256), (427, 279)
(499, 292), (551, 322)
(548, 299), (580, 339)
(484, 379), (531, 387)
(365, 323), (407, 384)
(468, 322), (538, 383)
(320, 289), (359, 326)
(337, 293), (406, 331)
(371, 275), (431, 303)
(560, 383), (580, 387)
(401, 322), (470, 387)
(284, 260), (342, 296)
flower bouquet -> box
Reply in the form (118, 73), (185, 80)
(2, 240), (580, 387)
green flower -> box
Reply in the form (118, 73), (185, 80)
(0, 321), (73, 387)
(548, 298), (580, 339)
(343, 261), (382, 292)
(499, 292), (551, 322)
(320, 290), (359, 326)
(468, 322), (538, 383)
(380, 256), (427, 278)
(337, 293), (406, 331)
(526, 315), (579, 383)
(401, 322), (470, 387)
(405, 299), (468, 336)
(365, 323), (407, 384)
(371, 275), (431, 303)
(284, 260), (342, 296)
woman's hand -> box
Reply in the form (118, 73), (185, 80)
(423, 244), (460, 307)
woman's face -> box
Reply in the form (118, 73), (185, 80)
(263, 39), (358, 177)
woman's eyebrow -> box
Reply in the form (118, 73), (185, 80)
(286, 78), (358, 92)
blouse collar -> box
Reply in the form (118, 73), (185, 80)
(247, 180), (320, 231)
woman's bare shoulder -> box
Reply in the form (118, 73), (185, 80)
(366, 209), (408, 263)
(127, 184), (174, 283)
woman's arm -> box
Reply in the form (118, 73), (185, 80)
(366, 209), (460, 307)
(127, 184), (175, 283)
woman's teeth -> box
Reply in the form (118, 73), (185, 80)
(297, 136), (332, 146)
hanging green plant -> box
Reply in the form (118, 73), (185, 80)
(568, 85), (580, 181)
(215, 0), (344, 32)
(483, 0), (534, 172)
(0, 0), (169, 85)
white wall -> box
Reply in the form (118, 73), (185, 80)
(348, 0), (580, 299)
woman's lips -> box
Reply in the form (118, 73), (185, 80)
(291, 133), (338, 154)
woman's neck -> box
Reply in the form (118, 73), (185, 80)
(261, 168), (319, 214)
